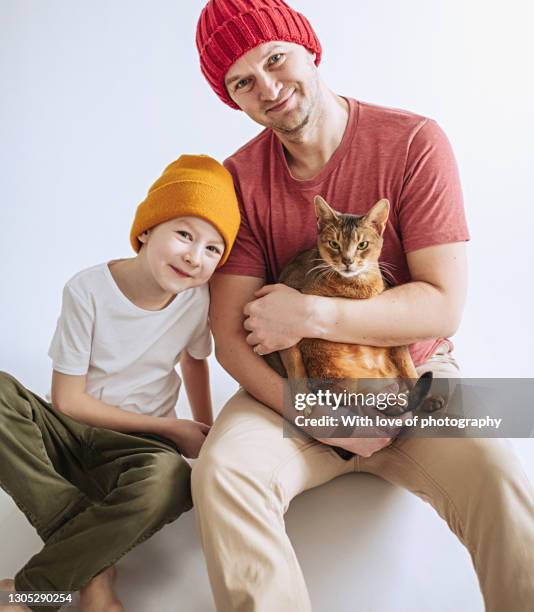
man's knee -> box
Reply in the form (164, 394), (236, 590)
(191, 441), (254, 510)
(450, 438), (524, 495)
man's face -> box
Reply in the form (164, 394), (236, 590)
(225, 41), (320, 135)
(138, 216), (224, 293)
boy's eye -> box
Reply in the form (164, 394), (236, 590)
(329, 240), (340, 250)
(357, 241), (369, 250)
(207, 246), (221, 254)
(176, 230), (192, 240)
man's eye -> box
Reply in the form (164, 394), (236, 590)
(268, 53), (283, 65)
(235, 79), (250, 91)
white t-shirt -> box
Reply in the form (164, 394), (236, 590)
(48, 262), (212, 417)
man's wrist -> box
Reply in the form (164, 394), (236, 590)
(304, 294), (336, 340)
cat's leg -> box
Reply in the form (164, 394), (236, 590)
(279, 345), (308, 379)
(279, 345), (312, 416)
(392, 347), (446, 414)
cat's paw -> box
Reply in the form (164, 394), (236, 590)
(421, 395), (446, 414)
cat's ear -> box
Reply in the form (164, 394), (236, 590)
(314, 195), (338, 229)
(365, 199), (390, 236)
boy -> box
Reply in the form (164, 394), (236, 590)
(0, 154), (240, 612)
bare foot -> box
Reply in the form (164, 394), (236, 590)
(79, 566), (123, 612)
(0, 579), (30, 611)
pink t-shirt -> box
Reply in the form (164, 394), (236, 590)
(219, 98), (470, 366)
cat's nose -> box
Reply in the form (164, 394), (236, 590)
(341, 257), (353, 267)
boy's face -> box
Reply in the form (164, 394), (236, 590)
(139, 216), (224, 292)
(224, 41), (320, 135)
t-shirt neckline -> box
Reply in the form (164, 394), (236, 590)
(274, 96), (359, 189)
(103, 260), (186, 315)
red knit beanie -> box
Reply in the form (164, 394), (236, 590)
(196, 0), (322, 109)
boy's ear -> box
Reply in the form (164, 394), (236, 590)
(137, 229), (151, 245)
(314, 195), (338, 230)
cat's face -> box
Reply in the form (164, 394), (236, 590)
(314, 196), (389, 279)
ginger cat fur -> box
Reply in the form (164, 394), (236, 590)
(264, 195), (431, 408)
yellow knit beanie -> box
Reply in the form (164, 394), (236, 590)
(130, 154), (240, 267)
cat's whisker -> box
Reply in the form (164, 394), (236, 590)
(318, 267), (337, 282)
(307, 263), (331, 277)
(365, 261), (396, 285)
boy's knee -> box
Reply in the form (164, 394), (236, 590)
(140, 451), (192, 519)
(0, 372), (29, 418)
(0, 371), (19, 399)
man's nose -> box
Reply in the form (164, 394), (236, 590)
(257, 72), (282, 102)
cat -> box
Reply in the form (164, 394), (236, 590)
(264, 195), (442, 456)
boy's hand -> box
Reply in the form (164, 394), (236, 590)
(160, 418), (211, 458)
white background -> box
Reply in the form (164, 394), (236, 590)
(1, 2), (533, 611)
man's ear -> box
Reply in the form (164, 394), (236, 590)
(314, 195), (338, 230)
(137, 229), (151, 245)
(364, 199), (390, 236)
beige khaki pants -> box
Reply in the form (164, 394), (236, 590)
(192, 347), (534, 611)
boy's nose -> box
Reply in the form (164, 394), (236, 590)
(184, 249), (201, 268)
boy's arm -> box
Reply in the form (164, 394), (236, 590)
(52, 370), (168, 433)
(51, 370), (210, 458)
(180, 351), (213, 426)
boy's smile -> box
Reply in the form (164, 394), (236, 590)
(146, 216), (224, 293)
(169, 264), (193, 279)
(112, 216), (225, 311)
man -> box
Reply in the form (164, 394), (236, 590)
(192, 1), (534, 611)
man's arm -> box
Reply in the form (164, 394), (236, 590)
(210, 272), (395, 457)
(209, 273), (287, 416)
(244, 242), (467, 353)
(309, 242), (468, 346)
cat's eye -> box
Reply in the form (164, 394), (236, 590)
(357, 241), (369, 250)
(329, 240), (340, 250)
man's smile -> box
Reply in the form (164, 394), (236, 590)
(266, 88), (295, 113)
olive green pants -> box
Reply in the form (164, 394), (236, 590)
(0, 371), (192, 611)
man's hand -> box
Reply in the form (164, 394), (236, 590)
(243, 283), (312, 354)
(159, 418), (211, 459)
(315, 408), (411, 458)
(319, 436), (393, 458)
